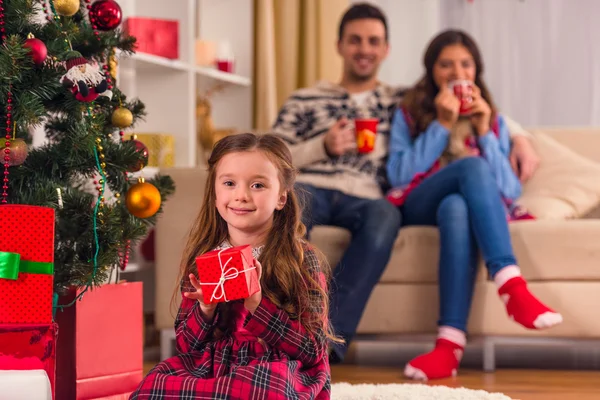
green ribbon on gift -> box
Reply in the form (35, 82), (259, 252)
(0, 251), (54, 280)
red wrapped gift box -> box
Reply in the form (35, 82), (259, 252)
(124, 17), (179, 60)
(0, 323), (57, 398)
(0, 205), (55, 324)
(55, 282), (143, 400)
(195, 245), (259, 304)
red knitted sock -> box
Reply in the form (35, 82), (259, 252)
(498, 276), (563, 329)
(404, 337), (464, 381)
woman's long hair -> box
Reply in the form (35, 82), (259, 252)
(402, 29), (497, 136)
(173, 133), (339, 342)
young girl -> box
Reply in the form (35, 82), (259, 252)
(131, 133), (336, 399)
(385, 30), (563, 381)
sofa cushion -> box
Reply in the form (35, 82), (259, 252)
(518, 130), (600, 219)
(468, 281), (600, 338)
(310, 219), (600, 283)
(155, 167), (208, 330)
(355, 281), (600, 337)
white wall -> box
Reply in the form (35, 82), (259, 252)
(197, 0), (253, 132)
(353, 0), (600, 127)
(352, 0), (441, 87)
(440, 0), (600, 127)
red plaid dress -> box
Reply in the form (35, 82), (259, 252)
(130, 247), (331, 400)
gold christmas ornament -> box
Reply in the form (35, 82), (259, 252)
(1, 138), (29, 166)
(111, 107), (133, 128)
(126, 178), (161, 219)
(54, 0), (80, 16)
(109, 49), (118, 80)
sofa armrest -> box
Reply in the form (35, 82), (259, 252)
(583, 205), (600, 219)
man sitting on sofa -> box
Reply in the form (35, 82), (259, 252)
(272, 2), (540, 364)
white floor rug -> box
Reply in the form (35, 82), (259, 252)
(331, 382), (512, 400)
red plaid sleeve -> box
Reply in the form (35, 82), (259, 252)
(175, 280), (219, 354)
(244, 249), (328, 368)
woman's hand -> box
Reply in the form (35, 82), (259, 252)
(435, 84), (461, 130)
(469, 85), (492, 136)
(244, 259), (263, 314)
(183, 273), (218, 321)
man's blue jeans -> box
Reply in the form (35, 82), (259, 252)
(296, 183), (402, 362)
(402, 157), (517, 332)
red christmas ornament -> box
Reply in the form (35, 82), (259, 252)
(128, 139), (149, 172)
(24, 34), (47, 66)
(89, 0), (122, 31)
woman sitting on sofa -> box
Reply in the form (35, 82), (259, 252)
(385, 29), (563, 381)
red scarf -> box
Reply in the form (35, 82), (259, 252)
(386, 108), (534, 222)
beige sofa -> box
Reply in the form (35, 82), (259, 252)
(154, 128), (600, 369)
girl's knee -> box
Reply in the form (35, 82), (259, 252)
(455, 156), (490, 175)
(437, 194), (468, 221)
(454, 157), (495, 190)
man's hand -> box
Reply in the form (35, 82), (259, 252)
(510, 135), (540, 182)
(324, 117), (355, 156)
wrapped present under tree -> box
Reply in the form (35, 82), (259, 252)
(0, 323), (58, 397)
(0, 205), (55, 324)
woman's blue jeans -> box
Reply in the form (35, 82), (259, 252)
(402, 157), (517, 332)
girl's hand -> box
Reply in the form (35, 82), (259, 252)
(469, 85), (492, 136)
(244, 259), (263, 314)
(183, 273), (218, 320)
(435, 84), (461, 130)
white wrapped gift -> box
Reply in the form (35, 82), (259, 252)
(0, 370), (52, 400)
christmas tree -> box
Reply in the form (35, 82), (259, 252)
(0, 0), (175, 301)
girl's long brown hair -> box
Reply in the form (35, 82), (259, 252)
(402, 29), (497, 136)
(174, 133), (339, 342)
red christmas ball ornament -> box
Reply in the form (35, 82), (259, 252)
(128, 139), (149, 172)
(24, 34), (47, 66)
(89, 0), (122, 31)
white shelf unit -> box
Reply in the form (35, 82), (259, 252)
(117, 0), (254, 168)
(128, 53), (251, 87)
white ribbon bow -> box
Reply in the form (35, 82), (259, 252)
(199, 248), (256, 303)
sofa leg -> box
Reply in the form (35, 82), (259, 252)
(482, 338), (496, 372)
(160, 328), (175, 361)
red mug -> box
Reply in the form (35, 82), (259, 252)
(355, 119), (378, 154)
(448, 80), (474, 115)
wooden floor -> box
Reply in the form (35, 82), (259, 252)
(143, 362), (600, 399)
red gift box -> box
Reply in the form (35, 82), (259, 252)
(0, 323), (58, 398)
(0, 205), (55, 324)
(124, 17), (179, 60)
(55, 283), (143, 399)
(195, 245), (259, 304)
